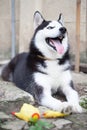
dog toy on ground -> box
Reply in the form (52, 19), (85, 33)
(12, 103), (40, 122)
(12, 103), (69, 122)
(43, 110), (69, 118)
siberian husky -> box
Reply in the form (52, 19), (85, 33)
(1, 11), (82, 113)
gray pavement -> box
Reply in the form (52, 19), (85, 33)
(0, 72), (87, 130)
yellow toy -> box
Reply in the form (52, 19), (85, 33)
(43, 110), (69, 118)
(12, 103), (69, 121)
(12, 103), (40, 122)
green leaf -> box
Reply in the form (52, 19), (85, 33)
(29, 125), (42, 130)
(36, 120), (54, 129)
(80, 98), (87, 109)
(29, 126), (36, 130)
(28, 119), (54, 130)
(44, 122), (54, 129)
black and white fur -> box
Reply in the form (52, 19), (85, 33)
(1, 11), (82, 113)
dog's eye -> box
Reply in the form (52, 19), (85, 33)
(47, 26), (55, 29)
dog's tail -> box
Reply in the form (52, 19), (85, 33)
(1, 63), (13, 81)
(1, 54), (20, 82)
(1, 52), (28, 82)
(0, 60), (9, 80)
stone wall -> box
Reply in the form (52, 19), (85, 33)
(0, 0), (87, 62)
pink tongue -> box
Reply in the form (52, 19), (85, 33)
(51, 40), (64, 54)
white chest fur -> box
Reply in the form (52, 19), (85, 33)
(34, 60), (72, 92)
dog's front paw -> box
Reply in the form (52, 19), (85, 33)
(70, 103), (83, 113)
(61, 102), (72, 114)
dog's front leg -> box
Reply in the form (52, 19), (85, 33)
(62, 84), (82, 113)
(40, 89), (72, 113)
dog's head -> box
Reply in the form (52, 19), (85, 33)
(32, 11), (69, 59)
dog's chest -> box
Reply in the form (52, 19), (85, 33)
(39, 60), (65, 85)
(46, 60), (62, 77)
(34, 60), (70, 91)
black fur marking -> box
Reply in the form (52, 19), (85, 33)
(58, 49), (70, 65)
(33, 84), (43, 103)
(23, 78), (43, 103)
(70, 80), (75, 89)
(14, 74), (43, 103)
(27, 54), (47, 71)
(58, 14), (63, 26)
(28, 37), (47, 70)
(37, 70), (47, 75)
(29, 41), (44, 59)
(34, 20), (50, 34)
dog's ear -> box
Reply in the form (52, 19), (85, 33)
(34, 11), (44, 30)
(58, 13), (64, 25)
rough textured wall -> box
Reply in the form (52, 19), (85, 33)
(0, 0), (87, 62)
(0, 0), (20, 60)
(0, 0), (11, 60)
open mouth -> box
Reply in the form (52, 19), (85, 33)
(46, 35), (64, 54)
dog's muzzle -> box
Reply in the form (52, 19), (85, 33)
(46, 27), (67, 54)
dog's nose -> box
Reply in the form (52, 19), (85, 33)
(59, 27), (66, 34)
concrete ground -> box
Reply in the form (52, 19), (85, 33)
(0, 72), (87, 130)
